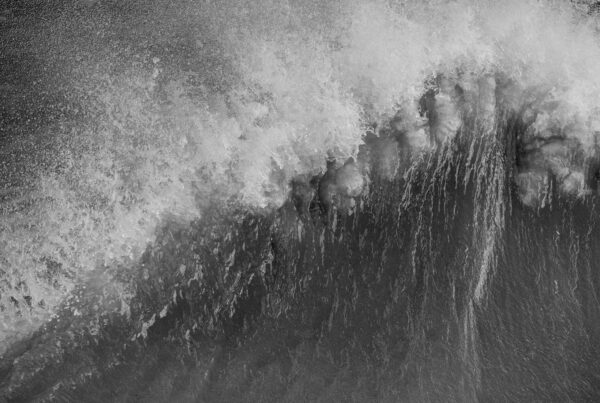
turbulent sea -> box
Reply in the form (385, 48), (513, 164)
(2, 0), (600, 401)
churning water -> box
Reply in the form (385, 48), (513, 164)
(2, 0), (600, 401)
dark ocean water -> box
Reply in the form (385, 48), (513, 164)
(4, 156), (600, 401)
(2, 1), (600, 402)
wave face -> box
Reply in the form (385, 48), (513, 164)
(2, 0), (600, 401)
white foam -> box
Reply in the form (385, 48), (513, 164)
(2, 0), (600, 345)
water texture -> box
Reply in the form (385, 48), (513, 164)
(1, 0), (600, 401)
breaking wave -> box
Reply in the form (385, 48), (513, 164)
(2, 0), (600, 401)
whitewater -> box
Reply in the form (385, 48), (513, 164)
(1, 0), (600, 401)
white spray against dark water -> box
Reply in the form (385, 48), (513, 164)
(1, 0), (600, 362)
